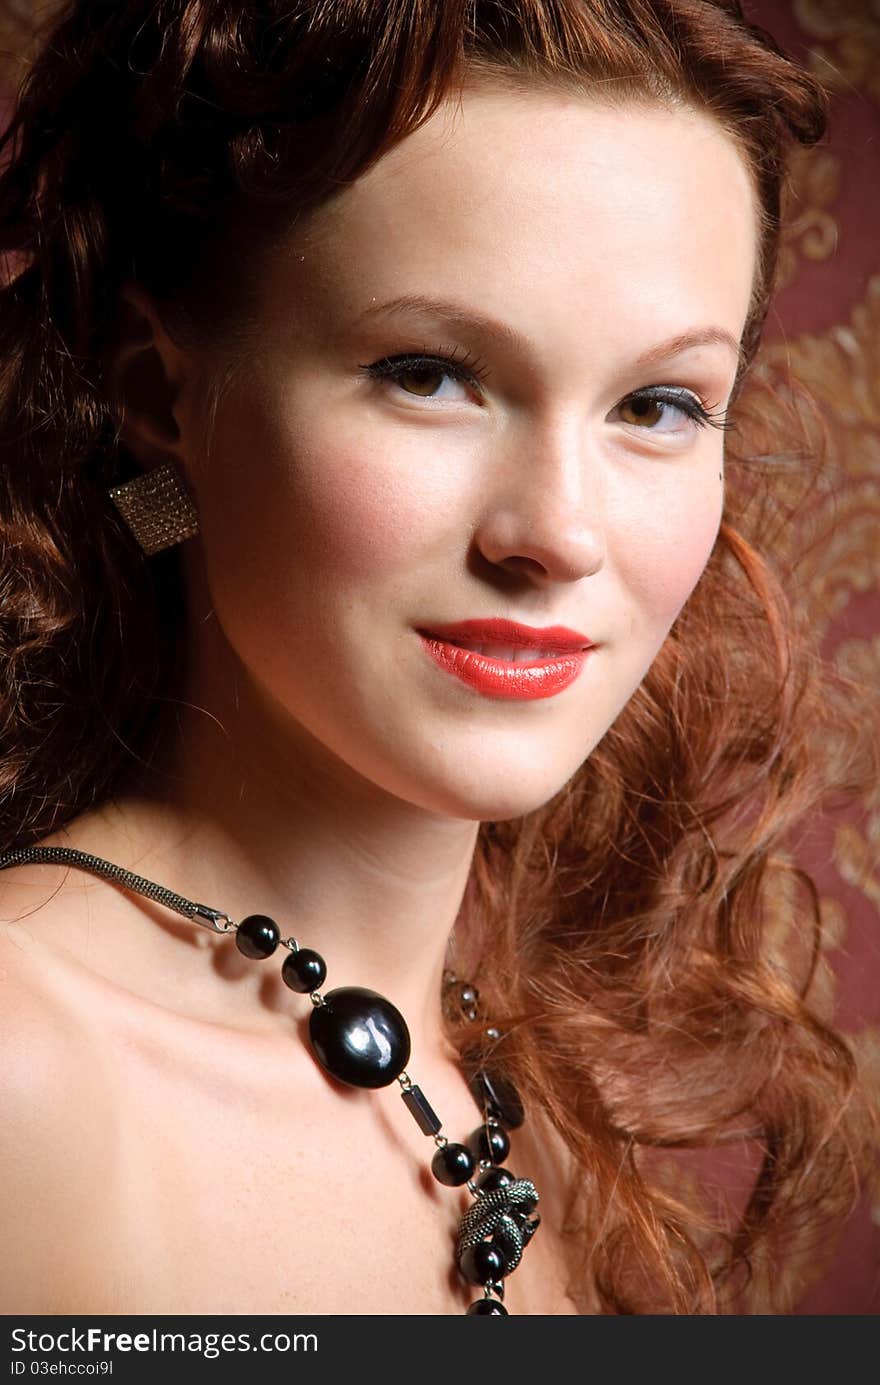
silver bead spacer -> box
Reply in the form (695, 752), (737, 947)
(191, 908), (237, 934)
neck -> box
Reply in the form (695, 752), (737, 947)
(96, 617), (483, 1066)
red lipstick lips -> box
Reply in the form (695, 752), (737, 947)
(416, 618), (595, 701)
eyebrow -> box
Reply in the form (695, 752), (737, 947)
(353, 293), (744, 370)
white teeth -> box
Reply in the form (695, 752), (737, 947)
(453, 642), (567, 662)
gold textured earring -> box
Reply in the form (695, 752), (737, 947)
(108, 462), (200, 555)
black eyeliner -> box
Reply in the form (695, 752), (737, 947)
(626, 385), (733, 431)
(358, 349), (733, 433)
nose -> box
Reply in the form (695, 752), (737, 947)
(472, 417), (606, 584)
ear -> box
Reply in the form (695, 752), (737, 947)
(108, 281), (191, 471)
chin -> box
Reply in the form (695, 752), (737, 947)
(313, 715), (588, 822)
(390, 758), (577, 823)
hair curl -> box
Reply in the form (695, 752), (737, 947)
(1, 0), (876, 1313)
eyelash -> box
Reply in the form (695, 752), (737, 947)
(357, 345), (733, 432)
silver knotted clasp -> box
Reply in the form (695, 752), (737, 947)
(455, 1177), (540, 1276)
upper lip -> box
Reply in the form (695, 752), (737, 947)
(417, 618), (594, 651)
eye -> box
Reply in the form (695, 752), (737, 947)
(357, 347), (489, 401)
(615, 386), (732, 433)
(358, 351), (733, 434)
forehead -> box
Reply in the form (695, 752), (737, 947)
(264, 85), (758, 352)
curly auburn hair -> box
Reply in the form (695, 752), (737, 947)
(0, 0), (876, 1314)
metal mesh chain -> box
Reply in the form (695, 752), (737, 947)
(0, 846), (231, 931)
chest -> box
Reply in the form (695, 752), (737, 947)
(37, 1012), (579, 1316)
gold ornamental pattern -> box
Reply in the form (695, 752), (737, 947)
(793, 0), (880, 105)
(776, 143), (843, 290)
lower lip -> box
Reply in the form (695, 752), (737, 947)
(418, 634), (592, 701)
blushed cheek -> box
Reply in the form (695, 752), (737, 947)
(275, 441), (444, 583)
(202, 398), (447, 625)
(615, 481), (723, 633)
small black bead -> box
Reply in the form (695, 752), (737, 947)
(431, 1142), (476, 1187)
(490, 1225), (521, 1266)
(459, 1241), (508, 1285)
(281, 947), (327, 993)
(466, 1298), (508, 1315)
(235, 914), (280, 960)
(475, 1165), (516, 1194)
(467, 1123), (511, 1165)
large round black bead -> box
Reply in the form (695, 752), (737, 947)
(467, 1298), (508, 1315)
(235, 914), (280, 959)
(459, 1241), (509, 1285)
(281, 947), (327, 993)
(431, 1142), (476, 1187)
(309, 986), (411, 1088)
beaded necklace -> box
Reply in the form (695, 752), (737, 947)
(0, 845), (541, 1315)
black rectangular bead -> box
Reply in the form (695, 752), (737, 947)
(401, 1084), (442, 1136)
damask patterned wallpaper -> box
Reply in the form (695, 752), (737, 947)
(1, 0), (877, 1314)
(741, 0), (879, 1314)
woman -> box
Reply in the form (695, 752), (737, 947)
(0, 0), (874, 1316)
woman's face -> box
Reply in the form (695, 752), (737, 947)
(179, 85), (757, 821)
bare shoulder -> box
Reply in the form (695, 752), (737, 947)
(0, 859), (90, 1083)
(0, 842), (123, 1113)
(0, 867), (111, 1311)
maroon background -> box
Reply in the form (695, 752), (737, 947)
(745, 0), (880, 1315)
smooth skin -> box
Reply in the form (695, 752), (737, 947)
(0, 82), (757, 1313)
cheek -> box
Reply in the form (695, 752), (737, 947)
(198, 398), (448, 614)
(611, 471), (723, 634)
(289, 445), (439, 578)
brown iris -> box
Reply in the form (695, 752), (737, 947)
(619, 395), (665, 427)
(396, 364), (447, 397)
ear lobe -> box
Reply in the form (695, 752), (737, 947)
(109, 283), (187, 468)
